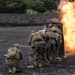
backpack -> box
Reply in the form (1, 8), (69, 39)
(32, 32), (44, 41)
(7, 47), (20, 59)
(30, 32), (45, 47)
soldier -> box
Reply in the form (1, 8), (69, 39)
(27, 31), (45, 68)
(45, 31), (56, 62)
(50, 25), (62, 61)
(51, 26), (62, 61)
(46, 24), (62, 62)
(47, 24), (62, 35)
(4, 44), (22, 74)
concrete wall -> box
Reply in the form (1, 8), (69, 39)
(0, 14), (60, 26)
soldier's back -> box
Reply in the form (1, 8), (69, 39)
(6, 47), (21, 60)
(7, 47), (17, 58)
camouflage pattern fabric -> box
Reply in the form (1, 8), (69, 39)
(28, 25), (63, 67)
(5, 45), (22, 73)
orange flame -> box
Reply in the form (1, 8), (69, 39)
(60, 1), (75, 53)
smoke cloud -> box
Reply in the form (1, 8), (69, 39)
(58, 0), (66, 9)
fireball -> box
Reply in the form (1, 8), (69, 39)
(60, 1), (75, 53)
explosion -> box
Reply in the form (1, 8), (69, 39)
(60, 0), (75, 53)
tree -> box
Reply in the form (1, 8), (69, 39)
(0, 0), (58, 13)
(6, 0), (26, 13)
(0, 0), (26, 13)
(33, 1), (46, 13)
(0, 0), (7, 13)
(40, 0), (57, 12)
(24, 0), (46, 13)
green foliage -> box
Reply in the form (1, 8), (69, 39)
(44, 10), (51, 14)
(26, 9), (38, 14)
(42, 0), (57, 12)
(52, 10), (58, 14)
(32, 1), (46, 13)
(23, 0), (34, 8)
(0, 0), (26, 13)
(0, 0), (58, 13)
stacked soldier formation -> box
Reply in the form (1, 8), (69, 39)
(4, 23), (63, 73)
(27, 23), (62, 68)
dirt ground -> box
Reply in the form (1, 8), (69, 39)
(0, 26), (75, 75)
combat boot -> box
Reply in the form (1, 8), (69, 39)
(12, 66), (16, 74)
(56, 57), (62, 61)
(27, 64), (35, 68)
(8, 67), (12, 73)
(38, 63), (42, 67)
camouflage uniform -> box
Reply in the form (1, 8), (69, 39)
(42, 42), (51, 65)
(51, 26), (62, 61)
(46, 25), (62, 62)
(27, 31), (45, 68)
(4, 44), (22, 74)
(45, 31), (56, 62)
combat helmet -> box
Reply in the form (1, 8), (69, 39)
(13, 43), (20, 49)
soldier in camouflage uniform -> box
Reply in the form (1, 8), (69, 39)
(27, 31), (45, 68)
(50, 24), (62, 61)
(46, 24), (62, 62)
(4, 44), (22, 74)
(44, 30), (55, 62)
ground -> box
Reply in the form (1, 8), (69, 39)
(0, 26), (75, 75)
